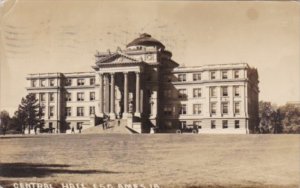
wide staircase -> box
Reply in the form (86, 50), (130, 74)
(82, 119), (136, 134)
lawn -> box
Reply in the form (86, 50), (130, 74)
(0, 134), (299, 188)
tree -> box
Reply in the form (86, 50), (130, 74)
(258, 101), (284, 134)
(279, 104), (300, 133)
(15, 93), (44, 134)
(14, 107), (27, 134)
(0, 110), (10, 135)
(259, 101), (274, 133)
(273, 109), (283, 134)
(35, 103), (45, 133)
(9, 115), (24, 133)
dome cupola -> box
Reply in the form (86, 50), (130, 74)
(126, 33), (165, 50)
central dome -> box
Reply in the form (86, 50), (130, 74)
(126, 33), (165, 49)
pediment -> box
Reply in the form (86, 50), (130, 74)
(96, 53), (141, 64)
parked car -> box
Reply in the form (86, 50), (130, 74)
(176, 124), (198, 134)
(40, 127), (55, 133)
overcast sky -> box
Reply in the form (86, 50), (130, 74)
(0, 0), (299, 115)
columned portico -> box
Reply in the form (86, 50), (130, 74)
(93, 50), (147, 126)
(96, 70), (143, 119)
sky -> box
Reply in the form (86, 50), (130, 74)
(0, 0), (299, 115)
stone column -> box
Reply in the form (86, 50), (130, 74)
(109, 73), (116, 119)
(123, 72), (128, 118)
(99, 73), (104, 117)
(134, 72), (141, 117)
(104, 75), (109, 114)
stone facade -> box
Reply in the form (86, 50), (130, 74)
(26, 33), (259, 134)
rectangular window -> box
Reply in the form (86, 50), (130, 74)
(222, 71), (228, 79)
(31, 80), (37, 87)
(193, 73), (201, 81)
(49, 93), (54, 102)
(210, 71), (216, 80)
(49, 106), (54, 117)
(234, 70), (240, 78)
(66, 107), (71, 116)
(164, 105), (172, 115)
(40, 79), (46, 87)
(234, 86), (240, 97)
(77, 107), (84, 116)
(178, 74), (186, 82)
(66, 93), (72, 101)
(66, 79), (72, 86)
(210, 87), (216, 97)
(235, 120), (240, 129)
(193, 104), (202, 114)
(193, 88), (202, 98)
(178, 89), (187, 99)
(211, 120), (216, 129)
(222, 120), (228, 129)
(77, 92), (84, 101)
(77, 79), (85, 86)
(90, 92), (95, 101)
(40, 93), (45, 102)
(90, 78), (95, 85)
(89, 106), (95, 115)
(222, 86), (228, 97)
(49, 79), (55, 86)
(222, 102), (229, 114)
(179, 104), (187, 115)
(163, 89), (172, 98)
(235, 102), (240, 114)
(210, 102), (217, 115)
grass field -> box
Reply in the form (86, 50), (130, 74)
(0, 134), (299, 188)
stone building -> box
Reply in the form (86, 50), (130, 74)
(26, 33), (259, 134)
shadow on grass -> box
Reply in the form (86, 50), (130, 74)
(0, 163), (122, 178)
(0, 134), (78, 139)
(0, 136), (48, 139)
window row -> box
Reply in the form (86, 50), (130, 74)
(40, 106), (96, 117)
(163, 86), (240, 99)
(66, 92), (95, 102)
(210, 86), (240, 97)
(210, 102), (240, 115)
(180, 120), (241, 129)
(34, 92), (96, 102)
(31, 79), (56, 87)
(164, 102), (241, 115)
(39, 106), (54, 117)
(174, 70), (241, 82)
(65, 78), (95, 86)
(33, 93), (56, 102)
(31, 77), (96, 87)
(65, 106), (95, 117)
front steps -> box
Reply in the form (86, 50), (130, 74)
(81, 119), (135, 134)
